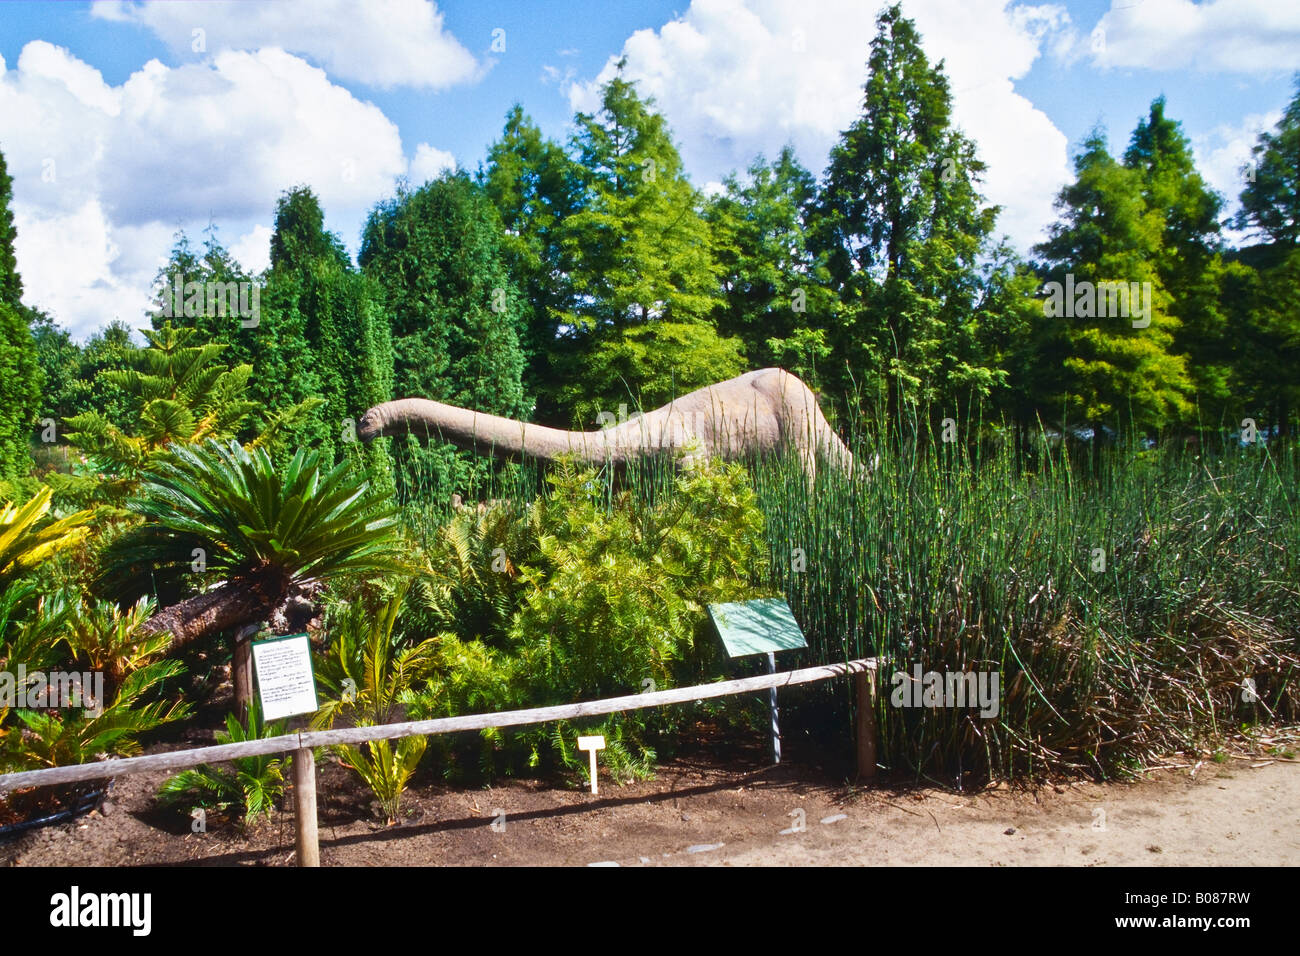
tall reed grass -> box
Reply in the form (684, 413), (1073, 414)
(757, 414), (1299, 784)
(394, 414), (1299, 786)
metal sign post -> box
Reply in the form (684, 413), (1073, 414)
(708, 598), (808, 766)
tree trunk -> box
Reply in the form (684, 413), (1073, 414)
(139, 581), (281, 650)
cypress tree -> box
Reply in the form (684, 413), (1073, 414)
(0, 148), (42, 485)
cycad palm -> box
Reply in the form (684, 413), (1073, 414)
(100, 439), (407, 647)
(0, 486), (92, 590)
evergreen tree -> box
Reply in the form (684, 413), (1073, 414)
(553, 65), (736, 424)
(1228, 79), (1300, 438)
(707, 147), (838, 387)
(1123, 98), (1232, 421)
(480, 106), (582, 422)
(0, 148), (21, 309)
(809, 4), (1002, 420)
(0, 302), (41, 485)
(264, 186), (394, 483)
(149, 227), (259, 370)
(269, 185), (351, 274)
(1219, 255), (1300, 439)
(60, 322), (260, 502)
(561, 64), (720, 333)
(1034, 131), (1192, 434)
(1236, 75), (1300, 248)
(0, 148), (41, 485)
(360, 172), (527, 495)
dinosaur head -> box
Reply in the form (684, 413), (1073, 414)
(357, 405), (385, 442)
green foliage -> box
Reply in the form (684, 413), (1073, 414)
(560, 322), (747, 427)
(360, 172), (528, 496)
(0, 485), (92, 591)
(0, 148), (21, 309)
(1236, 74), (1300, 247)
(0, 301), (41, 483)
(480, 106), (582, 420)
(401, 500), (539, 646)
(559, 64), (721, 333)
(0, 578), (189, 778)
(1033, 130), (1192, 431)
(405, 458), (769, 781)
(550, 64), (724, 422)
(148, 227), (257, 366)
(263, 187), (395, 482)
(30, 318), (138, 441)
(314, 587), (436, 822)
(707, 147), (839, 381)
(3, 658), (190, 771)
(809, 4), (1002, 420)
(60, 596), (169, 699)
(59, 321), (324, 503)
(1123, 97), (1232, 422)
(98, 439), (405, 613)
(1223, 249), (1300, 436)
(269, 185), (351, 273)
(157, 700), (290, 827)
(755, 415), (1300, 783)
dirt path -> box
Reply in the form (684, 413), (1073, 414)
(3, 746), (1295, 867)
(657, 761), (1300, 867)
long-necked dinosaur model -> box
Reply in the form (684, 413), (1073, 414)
(357, 367), (854, 478)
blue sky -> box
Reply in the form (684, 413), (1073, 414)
(0, 0), (1296, 339)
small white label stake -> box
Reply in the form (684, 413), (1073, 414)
(577, 735), (606, 795)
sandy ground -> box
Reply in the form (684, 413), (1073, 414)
(2, 740), (1295, 867)
(660, 760), (1300, 867)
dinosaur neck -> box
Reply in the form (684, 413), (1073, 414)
(365, 398), (635, 464)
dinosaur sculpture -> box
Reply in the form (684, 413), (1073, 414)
(357, 368), (853, 478)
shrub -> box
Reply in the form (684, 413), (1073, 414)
(405, 456), (769, 782)
(157, 700), (290, 827)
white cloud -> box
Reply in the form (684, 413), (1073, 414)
(0, 41), (425, 337)
(92, 0), (482, 90)
(1084, 0), (1300, 74)
(568, 0), (1072, 252)
(231, 224), (274, 276)
(12, 200), (157, 332)
(409, 143), (458, 184)
(1192, 110), (1282, 243)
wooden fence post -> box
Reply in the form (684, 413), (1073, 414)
(292, 746), (320, 867)
(232, 624), (260, 725)
(855, 668), (877, 781)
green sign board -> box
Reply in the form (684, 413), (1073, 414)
(708, 598), (808, 659)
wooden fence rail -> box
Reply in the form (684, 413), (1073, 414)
(0, 657), (878, 865)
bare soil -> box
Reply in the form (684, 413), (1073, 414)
(2, 732), (1295, 867)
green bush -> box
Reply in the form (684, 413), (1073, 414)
(157, 701), (290, 828)
(402, 456), (769, 782)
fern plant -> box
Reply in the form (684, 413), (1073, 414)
(400, 499), (540, 646)
(4, 658), (191, 771)
(157, 700), (290, 827)
(60, 595), (169, 701)
(402, 457), (768, 783)
(60, 321), (323, 502)
(314, 585), (437, 823)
